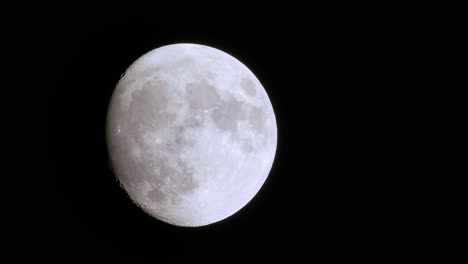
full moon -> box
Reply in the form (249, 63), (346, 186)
(106, 43), (277, 227)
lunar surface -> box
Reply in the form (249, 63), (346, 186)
(106, 44), (277, 227)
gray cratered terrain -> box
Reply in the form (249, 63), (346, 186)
(106, 44), (277, 227)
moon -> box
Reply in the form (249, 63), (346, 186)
(106, 43), (277, 227)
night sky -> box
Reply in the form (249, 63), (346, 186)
(45, 17), (399, 260)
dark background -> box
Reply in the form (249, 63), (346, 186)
(45, 19), (402, 260)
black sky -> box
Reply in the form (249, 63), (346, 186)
(45, 17), (402, 260)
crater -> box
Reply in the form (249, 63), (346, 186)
(146, 160), (198, 206)
(170, 57), (195, 72)
(171, 160), (198, 193)
(145, 156), (199, 199)
(241, 78), (257, 97)
(211, 97), (247, 133)
(241, 140), (254, 153)
(186, 80), (220, 111)
(117, 78), (136, 93)
(138, 66), (161, 79)
(110, 135), (148, 190)
(148, 186), (169, 204)
(127, 79), (176, 129)
(140, 79), (170, 109)
(162, 125), (196, 154)
(249, 107), (267, 133)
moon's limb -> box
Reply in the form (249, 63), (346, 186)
(106, 44), (277, 226)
